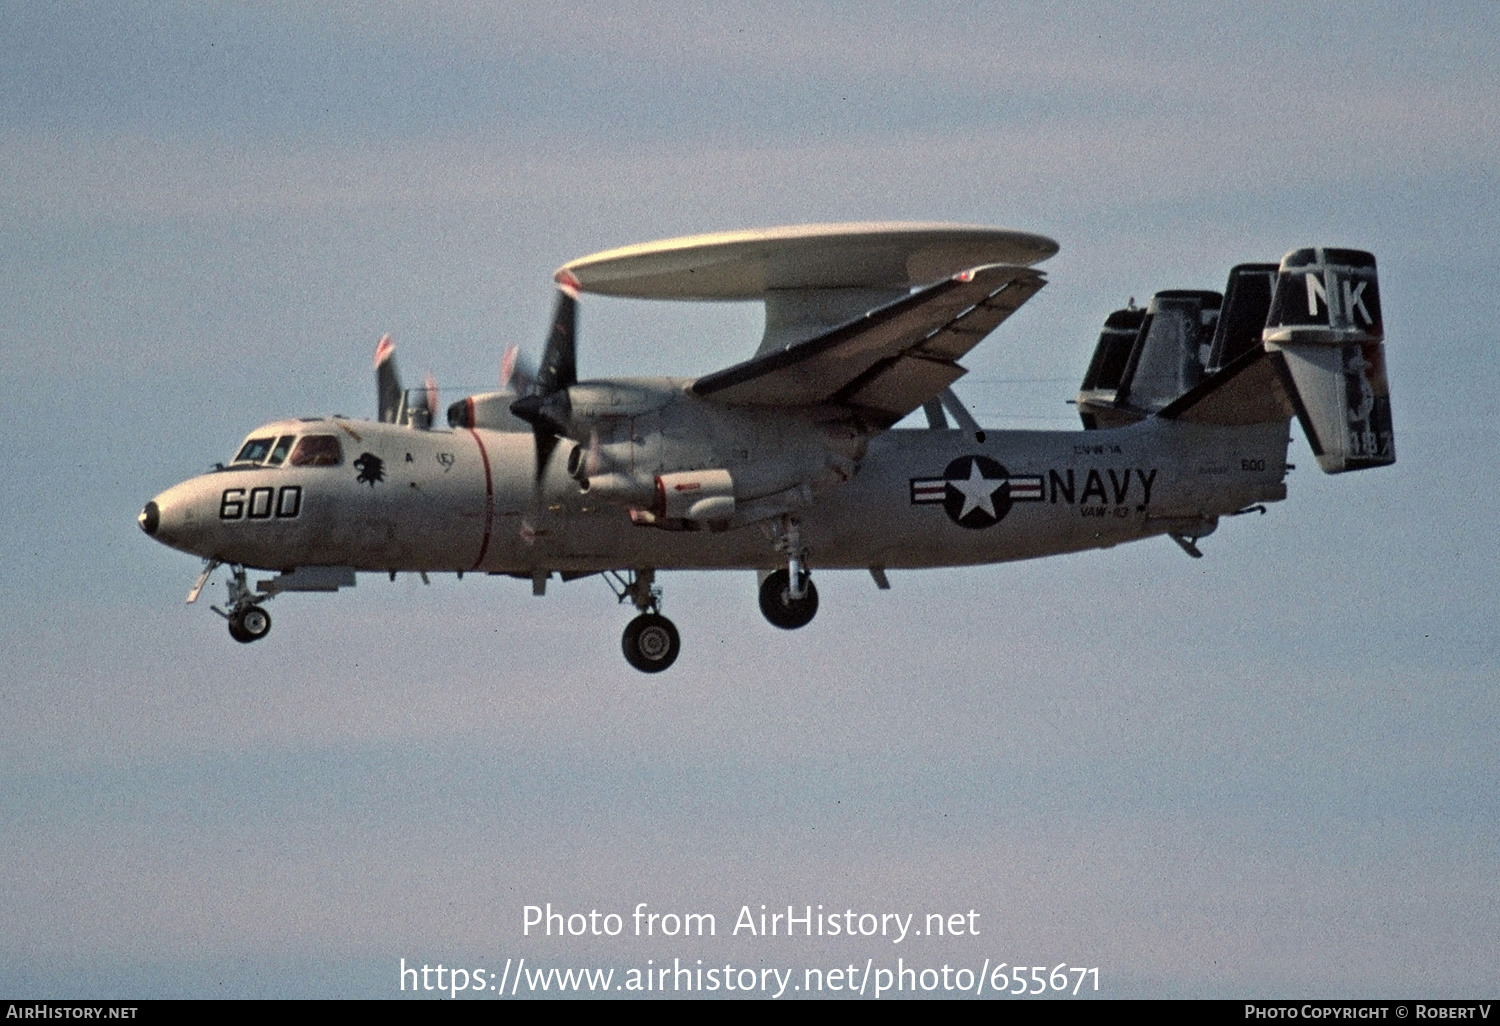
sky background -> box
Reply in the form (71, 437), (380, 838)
(2, 1), (1497, 999)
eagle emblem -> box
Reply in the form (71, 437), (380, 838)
(353, 452), (386, 487)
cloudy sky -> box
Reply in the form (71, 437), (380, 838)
(2, 1), (1496, 999)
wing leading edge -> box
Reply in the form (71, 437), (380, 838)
(691, 264), (1046, 426)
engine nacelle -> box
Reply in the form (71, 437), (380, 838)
(580, 472), (655, 506)
(563, 384), (871, 530)
(447, 392), (531, 433)
(566, 443), (588, 482)
(656, 469), (735, 523)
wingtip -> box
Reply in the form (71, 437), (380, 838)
(553, 268), (582, 298)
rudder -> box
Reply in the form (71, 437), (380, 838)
(1262, 248), (1394, 473)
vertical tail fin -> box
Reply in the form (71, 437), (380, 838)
(1205, 264), (1278, 371)
(1263, 249), (1394, 473)
(1115, 290), (1221, 412)
(1077, 306), (1146, 428)
(1077, 290), (1221, 424)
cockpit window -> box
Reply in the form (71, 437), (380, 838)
(288, 434), (343, 467)
(233, 437), (275, 465)
(266, 435), (295, 466)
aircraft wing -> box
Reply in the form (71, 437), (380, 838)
(690, 263), (1045, 425)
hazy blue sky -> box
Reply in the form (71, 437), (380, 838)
(2, 1), (1496, 998)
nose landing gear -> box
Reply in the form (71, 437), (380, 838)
(608, 568), (681, 672)
(212, 565), (274, 644)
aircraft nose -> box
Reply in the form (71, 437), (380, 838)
(140, 482), (209, 554)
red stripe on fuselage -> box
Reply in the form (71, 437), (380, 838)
(467, 427), (494, 570)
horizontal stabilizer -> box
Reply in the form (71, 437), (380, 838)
(1157, 347), (1296, 426)
(1079, 262), (1287, 430)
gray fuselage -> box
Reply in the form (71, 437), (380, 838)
(144, 380), (1290, 576)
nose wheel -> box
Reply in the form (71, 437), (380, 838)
(228, 604), (272, 643)
(759, 568), (819, 629)
(622, 613), (680, 673)
(211, 565), (274, 644)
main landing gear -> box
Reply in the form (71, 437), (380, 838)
(759, 568), (818, 629)
(213, 564), (273, 644)
(622, 613), (680, 674)
(608, 569), (681, 673)
(759, 516), (819, 630)
(580, 516), (823, 673)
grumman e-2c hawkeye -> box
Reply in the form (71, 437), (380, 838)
(138, 223), (1394, 672)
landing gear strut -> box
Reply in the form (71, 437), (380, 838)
(213, 565), (273, 644)
(760, 517), (819, 629)
(607, 568), (681, 672)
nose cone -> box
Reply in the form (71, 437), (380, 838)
(140, 480), (214, 556)
(138, 500), (160, 536)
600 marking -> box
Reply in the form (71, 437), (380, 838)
(220, 486), (301, 520)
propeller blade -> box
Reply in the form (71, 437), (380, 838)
(395, 370), (438, 430)
(501, 344), (538, 395)
(501, 345), (518, 389)
(533, 429), (562, 484)
(510, 288), (579, 428)
(587, 428), (601, 478)
(511, 284), (582, 484)
(535, 287), (578, 394)
(509, 391), (570, 436)
(375, 333), (402, 423)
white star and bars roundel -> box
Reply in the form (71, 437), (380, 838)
(910, 455), (1044, 529)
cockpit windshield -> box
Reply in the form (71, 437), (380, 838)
(232, 437), (275, 465)
(232, 434), (298, 467)
(229, 429), (344, 468)
(266, 436), (295, 466)
(288, 434), (343, 467)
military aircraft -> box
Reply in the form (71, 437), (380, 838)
(138, 223), (1393, 671)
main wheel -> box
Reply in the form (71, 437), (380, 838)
(759, 568), (819, 630)
(228, 605), (272, 644)
(622, 613), (680, 673)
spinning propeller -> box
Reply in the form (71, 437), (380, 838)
(510, 276), (580, 481)
(501, 344), (537, 395)
(375, 333), (401, 423)
(373, 333), (439, 428)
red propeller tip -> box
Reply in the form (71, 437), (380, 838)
(374, 333), (395, 369)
